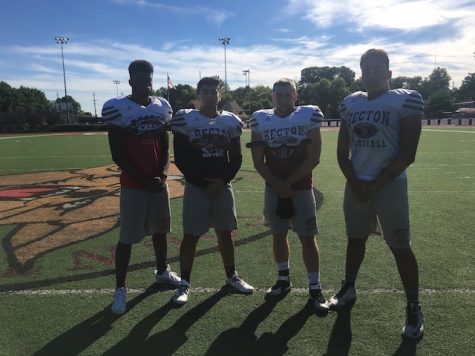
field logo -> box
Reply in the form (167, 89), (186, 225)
(0, 164), (184, 274)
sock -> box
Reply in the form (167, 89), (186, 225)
(156, 264), (168, 275)
(277, 261), (289, 277)
(181, 270), (191, 284)
(225, 264), (236, 279)
(345, 274), (356, 287)
(308, 272), (320, 286)
(405, 288), (419, 305)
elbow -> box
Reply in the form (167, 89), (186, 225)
(404, 156), (416, 166)
(400, 153), (416, 167)
(111, 154), (121, 167)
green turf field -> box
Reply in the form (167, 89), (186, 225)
(0, 128), (474, 355)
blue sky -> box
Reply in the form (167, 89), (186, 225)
(1, 0), (474, 114)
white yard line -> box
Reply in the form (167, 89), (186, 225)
(1, 287), (473, 296)
(422, 129), (475, 134)
(0, 132), (106, 140)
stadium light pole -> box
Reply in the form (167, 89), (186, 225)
(54, 36), (70, 123)
(113, 80), (121, 97)
(219, 37), (231, 89)
(243, 69), (250, 114)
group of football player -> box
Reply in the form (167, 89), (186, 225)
(102, 48), (424, 340)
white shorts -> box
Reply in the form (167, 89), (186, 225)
(119, 186), (170, 244)
(182, 182), (237, 236)
(264, 185), (319, 236)
(343, 178), (410, 249)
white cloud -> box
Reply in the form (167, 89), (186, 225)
(2, 9), (474, 115)
(284, 0), (473, 31)
(110, 0), (235, 26)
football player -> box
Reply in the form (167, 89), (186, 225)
(331, 48), (424, 339)
(170, 77), (254, 304)
(103, 60), (180, 315)
(249, 78), (328, 314)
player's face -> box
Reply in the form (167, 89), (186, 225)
(129, 71), (153, 97)
(272, 85), (297, 114)
(361, 57), (391, 93)
(198, 84), (220, 109)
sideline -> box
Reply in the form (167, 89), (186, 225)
(1, 287), (473, 296)
(423, 129), (475, 134)
(0, 132), (107, 140)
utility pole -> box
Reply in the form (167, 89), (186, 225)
(92, 92), (98, 117)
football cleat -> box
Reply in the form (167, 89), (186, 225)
(155, 265), (181, 287)
(173, 280), (190, 305)
(226, 273), (254, 294)
(328, 280), (357, 310)
(265, 275), (292, 299)
(111, 287), (127, 315)
(402, 303), (424, 339)
(309, 283), (329, 313)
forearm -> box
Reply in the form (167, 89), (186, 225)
(337, 155), (360, 185)
(253, 160), (281, 186)
(222, 138), (242, 183)
(157, 131), (170, 179)
(288, 156), (319, 185)
(372, 156), (414, 188)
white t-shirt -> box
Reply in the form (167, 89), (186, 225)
(340, 89), (424, 180)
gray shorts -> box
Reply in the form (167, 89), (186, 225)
(343, 178), (410, 249)
(183, 182), (237, 236)
(264, 185), (319, 236)
(119, 186), (171, 244)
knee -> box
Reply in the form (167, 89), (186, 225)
(386, 229), (411, 250)
(348, 237), (367, 248)
(298, 235), (316, 246)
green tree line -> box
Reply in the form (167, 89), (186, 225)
(1, 66), (474, 127)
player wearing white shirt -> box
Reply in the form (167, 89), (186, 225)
(170, 77), (254, 305)
(331, 49), (425, 340)
(249, 78), (328, 314)
(104, 60), (180, 315)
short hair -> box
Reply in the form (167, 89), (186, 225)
(197, 77), (221, 92)
(360, 49), (389, 69)
(273, 78), (297, 92)
(128, 60), (154, 76)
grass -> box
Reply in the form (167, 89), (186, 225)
(0, 127), (474, 355)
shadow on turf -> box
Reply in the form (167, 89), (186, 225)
(393, 336), (421, 356)
(103, 286), (229, 355)
(31, 283), (172, 356)
(0, 230), (272, 292)
(322, 301), (354, 356)
(205, 298), (316, 356)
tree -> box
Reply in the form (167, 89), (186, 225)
(250, 85), (273, 111)
(154, 84), (196, 112)
(427, 67), (451, 93)
(55, 95), (81, 114)
(299, 66), (356, 87)
(455, 73), (475, 101)
(427, 88), (452, 114)
(0, 81), (14, 112)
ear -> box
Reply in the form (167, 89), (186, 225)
(388, 70), (392, 79)
(292, 91), (298, 101)
(128, 79), (132, 87)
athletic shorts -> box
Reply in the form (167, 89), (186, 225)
(183, 182), (237, 236)
(343, 178), (411, 249)
(264, 185), (319, 236)
(119, 186), (170, 244)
